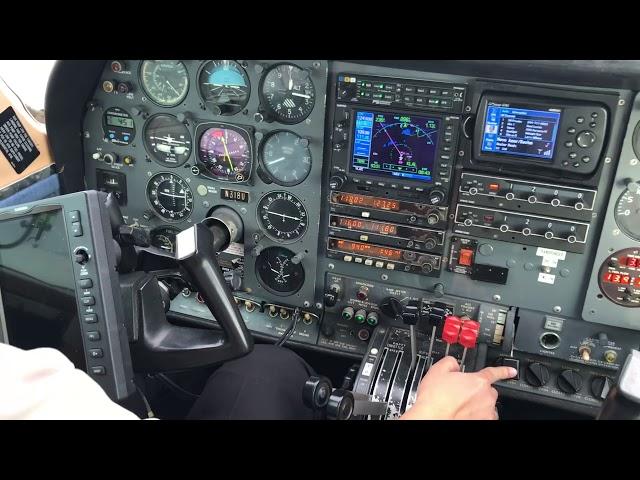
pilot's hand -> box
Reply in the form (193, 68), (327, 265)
(400, 356), (517, 420)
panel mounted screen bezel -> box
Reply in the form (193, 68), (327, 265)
(474, 94), (565, 167)
(347, 107), (444, 186)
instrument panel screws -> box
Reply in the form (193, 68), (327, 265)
(493, 294), (501, 302)
(553, 306), (562, 313)
(381, 274), (389, 281)
(618, 99), (625, 106)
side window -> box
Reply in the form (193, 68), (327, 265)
(0, 60), (57, 124)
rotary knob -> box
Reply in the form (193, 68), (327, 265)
(329, 173), (347, 190)
(524, 362), (550, 387)
(380, 297), (404, 321)
(590, 376), (613, 400)
(428, 189), (445, 205)
(557, 369), (583, 394)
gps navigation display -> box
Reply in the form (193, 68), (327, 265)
(481, 102), (562, 161)
(351, 110), (439, 183)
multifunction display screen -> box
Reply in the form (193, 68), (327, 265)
(351, 110), (439, 182)
(481, 103), (562, 161)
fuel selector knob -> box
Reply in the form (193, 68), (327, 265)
(524, 362), (550, 387)
(557, 369), (583, 394)
(591, 376), (613, 400)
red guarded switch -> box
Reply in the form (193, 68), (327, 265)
(459, 248), (474, 267)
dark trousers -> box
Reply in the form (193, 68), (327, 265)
(187, 344), (317, 420)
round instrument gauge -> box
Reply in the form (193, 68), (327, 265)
(255, 246), (305, 296)
(197, 124), (252, 182)
(198, 60), (250, 115)
(260, 63), (315, 124)
(150, 226), (181, 253)
(143, 114), (192, 167)
(260, 131), (312, 186)
(615, 183), (640, 241)
(257, 192), (308, 242)
(140, 60), (189, 107)
(146, 173), (194, 222)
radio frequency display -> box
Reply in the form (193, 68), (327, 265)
(481, 103), (561, 161)
(351, 111), (439, 182)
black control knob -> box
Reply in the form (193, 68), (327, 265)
(321, 322), (335, 338)
(329, 173), (347, 190)
(324, 284), (340, 307)
(524, 362), (550, 387)
(380, 297), (404, 322)
(117, 82), (132, 94)
(74, 248), (89, 265)
(428, 189), (445, 205)
(557, 369), (583, 394)
(336, 119), (348, 130)
(423, 238), (437, 250)
(591, 376), (613, 400)
(426, 212), (440, 225)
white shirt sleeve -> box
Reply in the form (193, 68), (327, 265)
(0, 342), (139, 420)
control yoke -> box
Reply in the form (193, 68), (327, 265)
(107, 190), (253, 372)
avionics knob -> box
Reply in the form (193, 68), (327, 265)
(591, 376), (613, 400)
(524, 362), (550, 387)
(336, 119), (348, 129)
(426, 212), (440, 225)
(421, 262), (434, 274)
(74, 248), (89, 265)
(428, 189), (445, 205)
(424, 238), (437, 250)
(557, 369), (583, 394)
(329, 173), (347, 190)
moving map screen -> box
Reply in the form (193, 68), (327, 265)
(351, 110), (439, 183)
